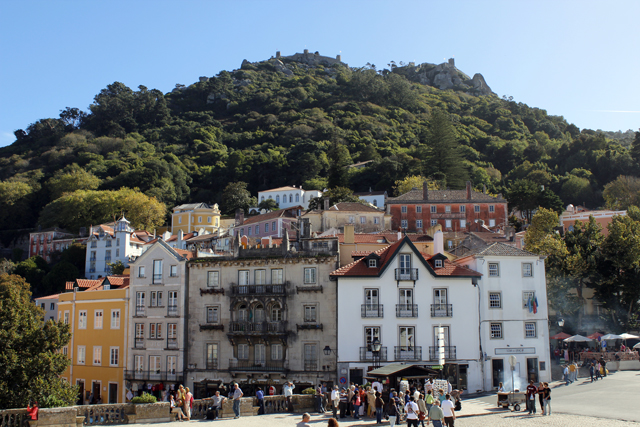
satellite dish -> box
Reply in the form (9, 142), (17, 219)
(509, 355), (517, 368)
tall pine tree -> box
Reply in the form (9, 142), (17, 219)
(422, 109), (469, 189)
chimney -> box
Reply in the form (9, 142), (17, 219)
(466, 181), (472, 200)
(235, 208), (245, 226)
(423, 181), (429, 201)
(282, 230), (290, 254)
(397, 231), (402, 241)
(433, 230), (444, 255)
(344, 224), (355, 244)
(324, 198), (330, 211)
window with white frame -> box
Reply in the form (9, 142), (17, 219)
(94, 310), (103, 329)
(149, 355), (161, 373)
(360, 216), (366, 224)
(271, 343), (283, 360)
(167, 355), (177, 374)
(489, 205), (495, 213)
(238, 344), (249, 360)
(401, 220), (408, 228)
(489, 219), (496, 227)
(431, 205), (437, 213)
(168, 323), (177, 339)
(111, 309), (120, 329)
(272, 221), (277, 231)
(304, 305), (317, 322)
(368, 259), (377, 268)
(64, 311), (69, 324)
(416, 220), (423, 228)
(150, 323), (162, 339)
(207, 271), (219, 287)
(170, 265), (177, 277)
(401, 206), (407, 213)
(206, 306), (219, 323)
(135, 323), (145, 338)
(522, 291), (536, 308)
(349, 216), (355, 223)
(304, 343), (317, 370)
(460, 219), (466, 228)
(150, 291), (158, 307)
(374, 217), (380, 224)
(304, 267), (316, 284)
(431, 219), (438, 227)
(489, 292), (502, 308)
(271, 269), (283, 285)
(136, 292), (145, 308)
(206, 343), (218, 368)
(522, 263), (533, 277)
(416, 206), (422, 213)
(255, 344), (266, 364)
(93, 346), (102, 365)
(271, 303), (282, 321)
(77, 346), (86, 364)
(488, 263), (499, 277)
(474, 205), (480, 213)
(134, 355), (144, 372)
(460, 205), (465, 213)
(445, 205), (451, 213)
(78, 310), (87, 329)
(490, 323), (503, 339)
(364, 326), (380, 351)
(445, 219), (452, 228)
(435, 259), (443, 268)
(238, 270), (249, 285)
(525, 322), (537, 338)
(255, 269), (266, 285)
(138, 266), (145, 277)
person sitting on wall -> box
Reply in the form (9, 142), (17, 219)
(26, 401), (38, 421)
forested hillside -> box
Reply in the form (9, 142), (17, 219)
(1, 55), (638, 242)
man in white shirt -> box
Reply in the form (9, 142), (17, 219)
(232, 383), (243, 419)
(331, 385), (340, 418)
(440, 394), (456, 427)
(284, 382), (294, 412)
(404, 396), (420, 427)
(372, 380), (383, 394)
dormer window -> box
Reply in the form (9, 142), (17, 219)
(435, 259), (443, 268)
(368, 259), (377, 268)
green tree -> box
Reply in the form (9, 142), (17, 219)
(13, 256), (50, 296)
(507, 179), (540, 223)
(257, 198), (279, 211)
(38, 188), (167, 233)
(327, 142), (352, 189)
(392, 175), (438, 197)
(41, 261), (80, 295)
(422, 109), (469, 189)
(107, 260), (126, 275)
(220, 181), (256, 215)
(307, 187), (361, 211)
(47, 164), (101, 200)
(0, 274), (77, 408)
(602, 175), (640, 210)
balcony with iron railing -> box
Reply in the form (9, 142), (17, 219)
(135, 337), (144, 349)
(395, 268), (418, 281)
(303, 360), (318, 371)
(430, 304), (453, 317)
(394, 346), (422, 361)
(228, 321), (287, 334)
(361, 304), (384, 318)
(135, 306), (146, 317)
(206, 360), (218, 370)
(167, 337), (178, 349)
(125, 370), (183, 382)
(228, 359), (288, 372)
(231, 284), (286, 296)
(396, 304), (418, 317)
(428, 346), (457, 361)
(359, 346), (388, 362)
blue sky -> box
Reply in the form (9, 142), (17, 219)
(1, 0), (638, 147)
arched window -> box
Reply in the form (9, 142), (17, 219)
(261, 196), (265, 202)
(289, 194), (293, 203)
(373, 200), (377, 207)
(271, 303), (282, 321)
(237, 304), (248, 321)
(295, 194), (300, 202)
(276, 195), (280, 204)
(268, 195), (272, 199)
(254, 304), (265, 322)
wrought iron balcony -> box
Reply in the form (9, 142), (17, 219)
(206, 360), (218, 370)
(303, 360), (318, 371)
(359, 346), (388, 362)
(395, 268), (418, 281)
(361, 304), (384, 318)
(228, 321), (287, 334)
(430, 304), (453, 317)
(228, 359), (287, 372)
(231, 284), (286, 296)
(125, 370), (183, 382)
(428, 346), (457, 361)
(394, 346), (422, 361)
(396, 304), (418, 317)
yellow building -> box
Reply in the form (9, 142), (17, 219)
(302, 202), (391, 234)
(59, 276), (130, 404)
(171, 203), (221, 234)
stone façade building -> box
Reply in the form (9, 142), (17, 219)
(184, 233), (339, 398)
(387, 181), (508, 233)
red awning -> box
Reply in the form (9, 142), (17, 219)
(588, 332), (604, 340)
(550, 332), (572, 340)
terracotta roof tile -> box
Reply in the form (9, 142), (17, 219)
(242, 206), (302, 225)
(388, 188), (505, 203)
(174, 249), (196, 260)
(260, 186), (300, 192)
(328, 202), (382, 213)
(336, 234), (389, 244)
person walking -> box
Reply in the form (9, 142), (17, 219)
(331, 385), (340, 418)
(425, 390), (434, 412)
(232, 382), (243, 419)
(568, 361), (577, 383)
(351, 386), (361, 420)
(367, 386), (376, 418)
(284, 381), (294, 413)
(405, 396), (420, 427)
(375, 391), (384, 424)
(417, 394), (427, 427)
(563, 365), (570, 385)
(184, 387), (193, 421)
(387, 392), (399, 427)
(428, 399), (445, 427)
(525, 380), (537, 414)
(256, 387), (265, 415)
(589, 363), (596, 382)
(440, 394), (455, 427)
(542, 383), (551, 416)
(315, 384), (324, 413)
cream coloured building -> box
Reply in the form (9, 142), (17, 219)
(184, 234), (339, 398)
(302, 202), (390, 234)
(171, 203), (222, 235)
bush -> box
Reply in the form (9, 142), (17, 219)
(301, 387), (315, 395)
(131, 393), (157, 404)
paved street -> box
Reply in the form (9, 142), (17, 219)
(471, 370), (640, 422)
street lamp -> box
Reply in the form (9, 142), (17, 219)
(372, 339), (382, 368)
(558, 317), (565, 327)
(323, 346), (335, 356)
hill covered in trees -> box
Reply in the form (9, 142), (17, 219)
(1, 52), (638, 243)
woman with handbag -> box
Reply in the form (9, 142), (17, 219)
(417, 394), (427, 427)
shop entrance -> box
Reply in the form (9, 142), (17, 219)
(109, 383), (118, 404)
(492, 359), (504, 388)
(92, 381), (101, 404)
(350, 368), (363, 386)
(76, 380), (85, 405)
(526, 358), (539, 383)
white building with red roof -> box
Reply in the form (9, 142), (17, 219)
(34, 293), (60, 322)
(257, 185), (322, 210)
(85, 216), (153, 280)
(330, 235), (551, 392)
